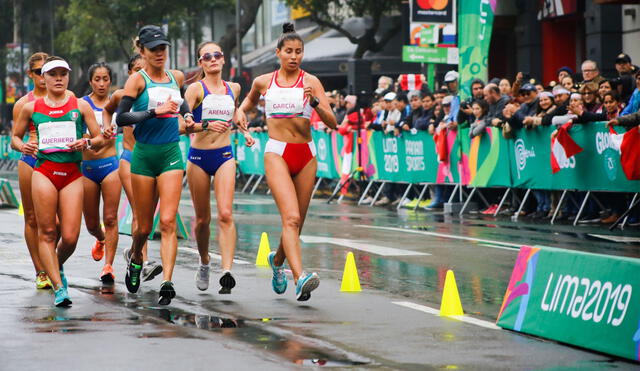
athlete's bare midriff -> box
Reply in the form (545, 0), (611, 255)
(266, 117), (312, 143)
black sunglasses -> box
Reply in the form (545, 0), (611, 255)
(31, 68), (42, 76)
(199, 51), (224, 62)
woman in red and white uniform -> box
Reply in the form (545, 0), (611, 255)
(238, 23), (337, 301)
(10, 52), (52, 289)
(12, 57), (111, 306)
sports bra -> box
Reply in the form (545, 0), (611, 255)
(192, 80), (235, 124)
(82, 95), (104, 130)
(264, 70), (312, 120)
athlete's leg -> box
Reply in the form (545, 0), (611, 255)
(187, 162), (212, 265)
(265, 153), (303, 281)
(18, 161), (43, 273)
(120, 159), (149, 262)
(101, 171), (122, 266)
(56, 178), (84, 265)
(156, 170), (183, 281)
(130, 174), (156, 265)
(32, 172), (62, 288)
(213, 160), (237, 271)
(83, 177), (105, 242)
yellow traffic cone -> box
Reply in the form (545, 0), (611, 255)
(18, 202), (23, 216)
(440, 270), (464, 316)
(340, 252), (361, 292)
(255, 232), (271, 266)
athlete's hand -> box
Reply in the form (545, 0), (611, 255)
(156, 94), (179, 116)
(207, 121), (230, 133)
(607, 119), (619, 127)
(243, 133), (255, 147)
(21, 142), (38, 156)
(235, 109), (248, 131)
(102, 125), (115, 139)
(184, 115), (196, 133)
(304, 86), (313, 102)
(68, 138), (88, 152)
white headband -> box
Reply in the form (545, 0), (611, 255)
(42, 60), (71, 74)
(570, 93), (582, 100)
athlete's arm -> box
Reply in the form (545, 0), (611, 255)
(230, 82), (255, 147)
(238, 74), (268, 131)
(103, 89), (124, 125)
(10, 96), (30, 151)
(305, 74), (337, 129)
(76, 99), (108, 151)
(115, 72), (157, 127)
(11, 102), (37, 155)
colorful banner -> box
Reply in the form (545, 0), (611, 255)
(458, 0), (497, 100)
(233, 131), (267, 176)
(468, 127), (512, 187)
(497, 245), (640, 361)
(411, 0), (456, 24)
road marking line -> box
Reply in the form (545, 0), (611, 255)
(300, 235), (431, 257)
(392, 301), (500, 330)
(356, 225), (521, 251)
(177, 246), (251, 265)
(588, 234), (640, 243)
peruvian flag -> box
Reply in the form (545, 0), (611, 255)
(609, 126), (640, 180)
(399, 74), (424, 92)
(434, 127), (448, 162)
(551, 121), (583, 173)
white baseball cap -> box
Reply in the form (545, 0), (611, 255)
(383, 92), (397, 101)
(442, 95), (454, 105)
(444, 70), (459, 82)
(42, 59), (72, 74)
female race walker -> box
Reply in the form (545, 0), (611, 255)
(238, 23), (337, 301)
(10, 52), (52, 289)
(12, 57), (111, 306)
(116, 25), (200, 305)
(81, 62), (123, 283)
(185, 41), (254, 294)
(103, 54), (163, 282)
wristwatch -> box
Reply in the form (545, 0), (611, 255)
(184, 112), (194, 121)
(310, 96), (320, 108)
(86, 138), (92, 149)
(201, 121), (209, 130)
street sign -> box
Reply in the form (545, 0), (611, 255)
(402, 45), (458, 64)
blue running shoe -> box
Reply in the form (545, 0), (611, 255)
(59, 266), (68, 290)
(296, 272), (319, 302)
(54, 287), (72, 307)
(268, 252), (287, 294)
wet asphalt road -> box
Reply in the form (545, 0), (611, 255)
(1, 177), (639, 370)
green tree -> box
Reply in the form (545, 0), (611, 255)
(284, 0), (401, 59)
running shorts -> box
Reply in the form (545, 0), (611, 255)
(188, 146), (234, 177)
(131, 141), (184, 177)
(81, 156), (119, 184)
(264, 138), (316, 176)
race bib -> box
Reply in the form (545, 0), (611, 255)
(202, 94), (235, 123)
(266, 87), (304, 117)
(147, 86), (184, 117)
(38, 121), (76, 153)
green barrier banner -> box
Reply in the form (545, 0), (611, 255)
(234, 131), (267, 176)
(469, 127), (512, 187)
(509, 122), (638, 192)
(458, 0), (496, 100)
(497, 245), (640, 361)
(312, 130), (342, 179)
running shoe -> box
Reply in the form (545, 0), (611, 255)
(402, 198), (420, 209)
(123, 246), (132, 264)
(54, 287), (72, 307)
(195, 264), (210, 291)
(295, 272), (320, 302)
(92, 239), (105, 261)
(59, 266), (68, 290)
(100, 264), (115, 284)
(125, 261), (143, 293)
(158, 280), (176, 305)
(142, 261), (163, 282)
(418, 199), (431, 208)
(219, 271), (236, 294)
(268, 252), (287, 294)
(36, 271), (52, 290)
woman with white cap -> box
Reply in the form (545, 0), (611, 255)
(12, 56), (112, 306)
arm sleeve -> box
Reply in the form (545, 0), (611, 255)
(470, 120), (487, 137)
(574, 111), (606, 124)
(115, 96), (154, 127)
(179, 99), (191, 116)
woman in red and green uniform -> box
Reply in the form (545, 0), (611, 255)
(81, 62), (122, 283)
(12, 57), (111, 307)
(10, 52), (52, 289)
(116, 25), (198, 305)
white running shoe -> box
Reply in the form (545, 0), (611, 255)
(195, 264), (210, 291)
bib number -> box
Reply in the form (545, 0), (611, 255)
(39, 121), (76, 153)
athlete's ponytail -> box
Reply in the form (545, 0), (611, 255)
(28, 52), (49, 71)
(277, 22), (303, 49)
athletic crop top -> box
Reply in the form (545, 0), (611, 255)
(264, 70), (312, 120)
(131, 69), (182, 145)
(192, 80), (235, 124)
(82, 95), (104, 132)
(32, 96), (84, 164)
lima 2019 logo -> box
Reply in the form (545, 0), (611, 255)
(416, 0), (449, 10)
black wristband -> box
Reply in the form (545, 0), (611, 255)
(310, 97), (320, 108)
(149, 109), (156, 117)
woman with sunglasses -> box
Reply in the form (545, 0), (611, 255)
(10, 52), (52, 289)
(12, 56), (112, 306)
(238, 23), (337, 301)
(80, 62), (123, 283)
(116, 25), (197, 305)
(103, 54), (163, 283)
(185, 42), (254, 294)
